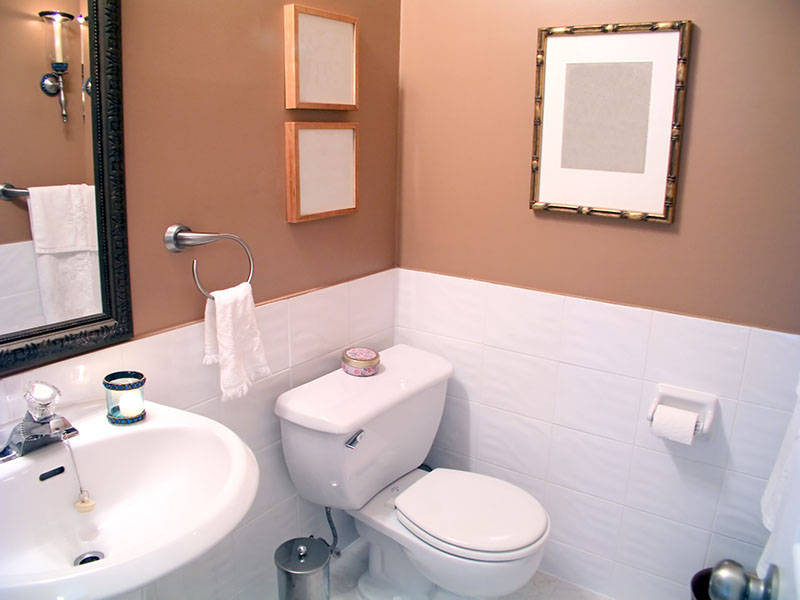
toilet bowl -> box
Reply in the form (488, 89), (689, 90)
(348, 468), (550, 599)
(275, 344), (551, 599)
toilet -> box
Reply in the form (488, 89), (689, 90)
(275, 344), (550, 599)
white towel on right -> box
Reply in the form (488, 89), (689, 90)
(203, 282), (271, 401)
(757, 377), (800, 594)
(761, 377), (800, 531)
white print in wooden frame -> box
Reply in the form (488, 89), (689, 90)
(284, 4), (358, 110)
(285, 122), (358, 223)
(531, 21), (692, 223)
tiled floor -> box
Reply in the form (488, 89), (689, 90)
(330, 539), (614, 600)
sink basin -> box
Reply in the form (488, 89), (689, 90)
(0, 401), (258, 599)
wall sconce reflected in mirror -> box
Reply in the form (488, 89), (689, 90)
(76, 13), (92, 99)
(39, 10), (75, 123)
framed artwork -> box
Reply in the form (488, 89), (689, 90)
(284, 4), (358, 110)
(285, 122), (358, 222)
(531, 21), (692, 223)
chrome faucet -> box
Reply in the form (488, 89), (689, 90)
(0, 382), (78, 463)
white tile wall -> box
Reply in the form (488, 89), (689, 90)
(0, 241), (46, 335)
(554, 365), (641, 443)
(540, 540), (615, 597)
(288, 282), (350, 365)
(625, 447), (724, 529)
(727, 402), (791, 479)
(739, 329), (800, 410)
(560, 298), (652, 379)
(548, 426), (632, 504)
(611, 563), (686, 600)
(645, 312), (750, 399)
(472, 403), (551, 479)
(413, 271), (488, 342)
(3, 267), (799, 600)
(483, 347), (559, 422)
(400, 269), (800, 598)
(713, 471), (770, 546)
(483, 283), (564, 361)
(433, 395), (474, 456)
(472, 458), (549, 500)
(0, 289), (46, 335)
(616, 509), (710, 583)
(120, 322), (223, 409)
(348, 270), (396, 343)
(544, 484), (623, 557)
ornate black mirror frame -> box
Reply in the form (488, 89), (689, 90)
(0, 0), (132, 376)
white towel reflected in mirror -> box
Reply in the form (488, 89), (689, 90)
(27, 184), (102, 323)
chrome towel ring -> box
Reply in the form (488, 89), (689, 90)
(164, 224), (254, 300)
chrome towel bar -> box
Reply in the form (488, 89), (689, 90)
(0, 183), (30, 200)
(164, 224), (254, 300)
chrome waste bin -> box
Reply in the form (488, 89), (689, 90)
(275, 537), (331, 600)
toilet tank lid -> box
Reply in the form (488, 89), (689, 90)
(275, 344), (454, 434)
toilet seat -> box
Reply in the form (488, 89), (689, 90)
(394, 469), (549, 562)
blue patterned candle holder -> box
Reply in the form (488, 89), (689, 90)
(103, 371), (146, 425)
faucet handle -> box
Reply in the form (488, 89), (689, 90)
(24, 381), (62, 422)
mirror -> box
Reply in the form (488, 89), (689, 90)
(0, 0), (132, 375)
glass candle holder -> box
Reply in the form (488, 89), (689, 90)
(103, 371), (146, 425)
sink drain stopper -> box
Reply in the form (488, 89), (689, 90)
(74, 551), (105, 566)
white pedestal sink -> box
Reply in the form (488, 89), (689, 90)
(0, 401), (258, 599)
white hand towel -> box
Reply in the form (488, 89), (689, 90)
(27, 184), (98, 253)
(203, 282), (271, 401)
(36, 252), (102, 322)
(27, 184), (102, 322)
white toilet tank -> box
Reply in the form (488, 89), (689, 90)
(275, 344), (453, 509)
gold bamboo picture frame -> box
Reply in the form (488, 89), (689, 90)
(531, 21), (692, 223)
(284, 4), (359, 110)
(285, 122), (358, 223)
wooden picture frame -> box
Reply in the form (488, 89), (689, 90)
(285, 122), (358, 223)
(531, 21), (692, 223)
(284, 4), (358, 110)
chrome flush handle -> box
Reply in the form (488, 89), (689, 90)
(345, 430), (365, 449)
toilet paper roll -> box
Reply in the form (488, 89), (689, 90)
(650, 404), (698, 445)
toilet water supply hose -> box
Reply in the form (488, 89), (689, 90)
(325, 506), (340, 556)
(321, 466), (432, 558)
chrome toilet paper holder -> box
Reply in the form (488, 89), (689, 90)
(647, 383), (718, 436)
